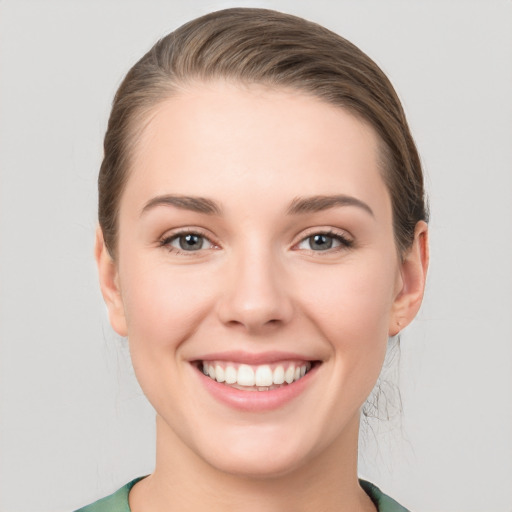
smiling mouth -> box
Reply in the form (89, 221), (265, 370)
(199, 361), (315, 391)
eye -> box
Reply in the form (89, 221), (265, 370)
(296, 231), (352, 252)
(160, 232), (215, 253)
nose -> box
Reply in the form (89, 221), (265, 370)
(216, 245), (294, 333)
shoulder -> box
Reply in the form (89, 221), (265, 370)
(74, 477), (145, 512)
(360, 480), (411, 512)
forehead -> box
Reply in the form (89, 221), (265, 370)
(125, 81), (391, 216)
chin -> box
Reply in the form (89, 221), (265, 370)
(204, 447), (306, 480)
(192, 423), (322, 480)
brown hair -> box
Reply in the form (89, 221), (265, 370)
(99, 7), (428, 258)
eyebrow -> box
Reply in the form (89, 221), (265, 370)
(141, 195), (222, 216)
(140, 193), (374, 218)
(287, 194), (374, 217)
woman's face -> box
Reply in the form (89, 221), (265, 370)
(99, 82), (424, 477)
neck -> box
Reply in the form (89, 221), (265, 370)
(129, 414), (376, 512)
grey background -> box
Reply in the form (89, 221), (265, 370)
(1, 1), (511, 511)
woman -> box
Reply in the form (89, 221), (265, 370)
(78, 8), (428, 511)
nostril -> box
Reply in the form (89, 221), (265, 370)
(228, 317), (284, 331)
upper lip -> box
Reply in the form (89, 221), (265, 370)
(192, 350), (318, 365)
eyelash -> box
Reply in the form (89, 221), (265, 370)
(158, 228), (353, 255)
(158, 229), (217, 255)
(294, 229), (354, 253)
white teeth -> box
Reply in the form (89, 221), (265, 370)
(225, 365), (237, 384)
(215, 365), (225, 383)
(237, 364), (255, 386)
(202, 361), (312, 389)
(273, 365), (285, 385)
(255, 365), (273, 387)
(284, 366), (295, 384)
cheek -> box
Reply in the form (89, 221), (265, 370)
(296, 257), (398, 351)
(117, 257), (219, 416)
(118, 257), (217, 351)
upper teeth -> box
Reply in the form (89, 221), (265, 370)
(202, 361), (312, 387)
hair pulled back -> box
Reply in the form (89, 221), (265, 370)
(99, 7), (428, 258)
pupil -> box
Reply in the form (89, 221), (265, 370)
(311, 234), (332, 250)
(180, 234), (203, 250)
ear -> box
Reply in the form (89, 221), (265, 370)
(389, 221), (429, 336)
(95, 227), (128, 337)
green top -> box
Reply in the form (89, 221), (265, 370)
(75, 477), (410, 512)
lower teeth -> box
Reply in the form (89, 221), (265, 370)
(226, 382), (286, 392)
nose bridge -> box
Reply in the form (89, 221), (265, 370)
(217, 236), (293, 331)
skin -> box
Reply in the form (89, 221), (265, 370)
(96, 81), (428, 512)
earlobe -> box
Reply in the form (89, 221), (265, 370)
(389, 221), (429, 336)
(94, 227), (128, 337)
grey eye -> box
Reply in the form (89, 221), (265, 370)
(162, 233), (212, 252)
(176, 234), (205, 251)
(161, 231), (216, 253)
(297, 232), (350, 252)
(307, 234), (335, 251)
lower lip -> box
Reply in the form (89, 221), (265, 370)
(195, 364), (318, 412)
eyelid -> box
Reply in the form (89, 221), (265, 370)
(157, 226), (353, 254)
(158, 227), (219, 254)
(291, 227), (354, 251)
